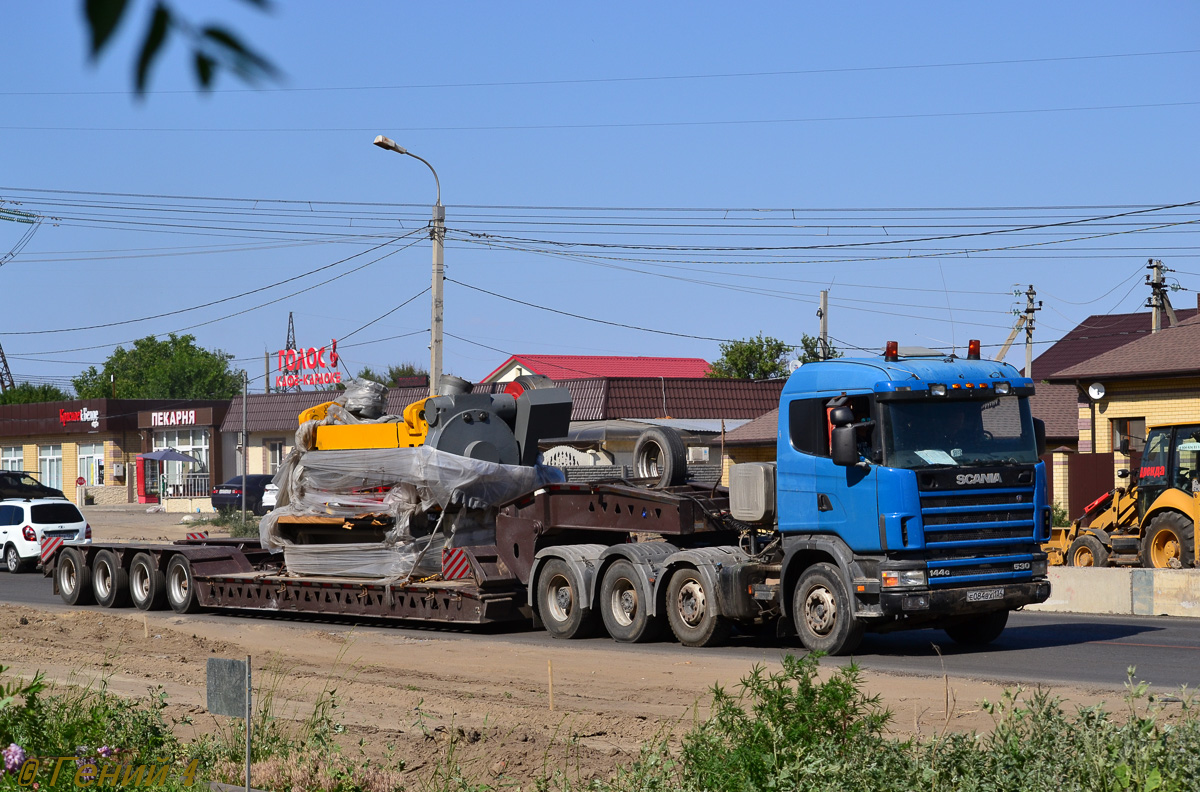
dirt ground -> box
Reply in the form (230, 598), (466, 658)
(0, 506), (1146, 787)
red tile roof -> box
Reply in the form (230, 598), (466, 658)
(481, 355), (711, 382)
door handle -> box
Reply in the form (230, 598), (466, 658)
(817, 494), (833, 512)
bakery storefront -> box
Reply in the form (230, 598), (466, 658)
(0, 399), (228, 508)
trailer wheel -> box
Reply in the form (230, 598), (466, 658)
(1141, 512), (1194, 569)
(92, 550), (130, 608)
(536, 559), (597, 639)
(793, 563), (863, 656)
(633, 427), (687, 489)
(599, 560), (663, 643)
(665, 567), (731, 648)
(1067, 534), (1109, 568)
(166, 555), (204, 614)
(944, 609), (1009, 647)
(57, 547), (95, 607)
(129, 552), (167, 611)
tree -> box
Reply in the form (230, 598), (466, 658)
(797, 334), (842, 364)
(72, 334), (243, 399)
(83, 0), (278, 95)
(355, 362), (429, 387)
(708, 333), (794, 380)
(0, 382), (71, 405)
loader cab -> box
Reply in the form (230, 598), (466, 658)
(1137, 424), (1200, 521)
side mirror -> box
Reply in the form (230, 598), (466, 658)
(1033, 418), (1046, 458)
(1117, 469), (1130, 479)
(831, 425), (859, 467)
(828, 406), (854, 426)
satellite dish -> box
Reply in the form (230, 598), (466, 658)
(788, 359), (802, 372)
(1087, 382), (1106, 401)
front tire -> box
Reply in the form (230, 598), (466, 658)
(165, 555), (203, 614)
(129, 552), (167, 611)
(1067, 534), (1109, 567)
(599, 560), (663, 643)
(5, 543), (33, 574)
(92, 549), (130, 608)
(57, 547), (95, 606)
(944, 609), (1009, 647)
(1141, 512), (1195, 569)
(536, 559), (598, 639)
(665, 567), (730, 648)
(793, 562), (863, 655)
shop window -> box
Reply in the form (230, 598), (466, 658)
(38, 445), (62, 491)
(0, 446), (21, 472)
(153, 428), (210, 493)
(268, 439), (285, 474)
(1111, 418), (1146, 454)
(78, 442), (104, 486)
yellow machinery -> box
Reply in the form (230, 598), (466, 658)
(1044, 421), (1200, 569)
(299, 398), (430, 451)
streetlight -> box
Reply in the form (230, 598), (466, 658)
(373, 134), (444, 397)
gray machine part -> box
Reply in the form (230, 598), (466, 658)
(424, 385), (572, 466)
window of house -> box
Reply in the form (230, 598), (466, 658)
(1112, 417), (1147, 454)
(267, 439), (285, 474)
(0, 446), (22, 471)
(78, 442), (104, 486)
(38, 445), (62, 491)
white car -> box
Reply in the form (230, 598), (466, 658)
(261, 483), (279, 512)
(0, 499), (91, 573)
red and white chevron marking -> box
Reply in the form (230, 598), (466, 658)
(185, 531), (209, 541)
(441, 547), (472, 580)
(39, 536), (64, 563)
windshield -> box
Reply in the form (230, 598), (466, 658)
(882, 395), (1038, 469)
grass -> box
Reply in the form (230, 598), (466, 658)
(186, 509), (260, 538)
(4, 655), (1199, 791)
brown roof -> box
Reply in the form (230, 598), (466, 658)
(1027, 383), (1079, 442)
(723, 408), (779, 446)
(1028, 303), (1198, 378)
(1048, 313), (1200, 381)
(223, 378), (783, 433)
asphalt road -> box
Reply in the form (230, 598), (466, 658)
(3, 569), (1197, 693)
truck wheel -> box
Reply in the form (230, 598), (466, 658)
(1141, 512), (1195, 569)
(129, 552), (167, 611)
(793, 563), (863, 656)
(57, 547), (95, 607)
(5, 543), (33, 574)
(944, 609), (1009, 647)
(1067, 534), (1109, 567)
(536, 559), (598, 639)
(599, 560), (663, 643)
(92, 550), (130, 608)
(166, 555), (204, 614)
(665, 567), (731, 648)
(633, 427), (687, 489)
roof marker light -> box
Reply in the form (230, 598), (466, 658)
(995, 382), (1011, 395)
(884, 341), (899, 362)
(967, 339), (981, 360)
(930, 384), (947, 396)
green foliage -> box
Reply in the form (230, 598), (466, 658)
(83, 0), (279, 95)
(356, 362), (428, 387)
(0, 382), (70, 405)
(71, 333), (243, 399)
(188, 510), (260, 537)
(1052, 501), (1072, 527)
(707, 333), (794, 380)
(796, 333), (842, 364)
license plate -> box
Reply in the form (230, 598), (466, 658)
(217, 488), (234, 494)
(966, 587), (1005, 603)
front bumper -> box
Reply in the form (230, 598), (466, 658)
(879, 579), (1050, 617)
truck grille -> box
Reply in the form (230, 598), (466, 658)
(919, 484), (1038, 586)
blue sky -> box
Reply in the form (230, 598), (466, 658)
(2, 2), (1198, 392)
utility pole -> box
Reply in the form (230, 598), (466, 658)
(0, 342), (13, 393)
(817, 290), (829, 361)
(1023, 285), (1041, 379)
(264, 351), (270, 394)
(241, 371), (248, 522)
(1146, 258), (1178, 333)
(279, 313), (299, 392)
(430, 203), (445, 396)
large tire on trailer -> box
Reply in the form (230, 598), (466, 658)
(129, 552), (167, 611)
(165, 555), (204, 614)
(1141, 512), (1195, 569)
(944, 609), (1009, 647)
(792, 562), (864, 656)
(4, 543), (33, 573)
(1067, 534), (1109, 568)
(665, 566), (731, 648)
(536, 559), (599, 639)
(599, 560), (663, 643)
(92, 549), (130, 608)
(57, 546), (94, 606)
(633, 427), (687, 489)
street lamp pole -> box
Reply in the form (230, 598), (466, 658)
(373, 135), (444, 397)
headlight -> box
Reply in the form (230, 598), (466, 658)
(929, 384), (947, 397)
(1031, 559), (1048, 577)
(882, 569), (926, 587)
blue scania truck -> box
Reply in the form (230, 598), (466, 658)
(49, 342), (1050, 656)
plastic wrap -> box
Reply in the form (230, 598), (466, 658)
(342, 377), (388, 419)
(282, 535), (445, 578)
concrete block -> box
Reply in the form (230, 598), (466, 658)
(1145, 569), (1200, 617)
(1026, 567), (1132, 614)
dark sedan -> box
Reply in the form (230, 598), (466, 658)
(211, 474), (275, 516)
